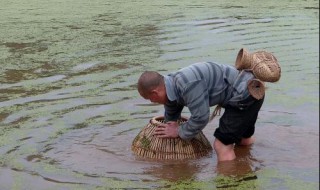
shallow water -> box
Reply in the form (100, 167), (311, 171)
(0, 0), (319, 189)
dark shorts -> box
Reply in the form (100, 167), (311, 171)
(214, 95), (264, 145)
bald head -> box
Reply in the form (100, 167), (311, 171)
(138, 71), (164, 98)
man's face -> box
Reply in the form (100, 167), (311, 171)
(141, 87), (167, 104)
(148, 94), (165, 104)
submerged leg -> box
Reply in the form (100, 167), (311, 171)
(213, 138), (236, 161)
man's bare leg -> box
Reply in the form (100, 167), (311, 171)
(213, 139), (236, 161)
(239, 136), (255, 146)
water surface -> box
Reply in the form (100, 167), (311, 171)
(0, 0), (319, 189)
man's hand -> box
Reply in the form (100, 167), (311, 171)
(154, 121), (179, 138)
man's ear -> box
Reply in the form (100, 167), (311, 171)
(150, 89), (159, 97)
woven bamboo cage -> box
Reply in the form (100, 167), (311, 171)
(235, 48), (281, 83)
(131, 116), (213, 160)
(251, 51), (281, 82)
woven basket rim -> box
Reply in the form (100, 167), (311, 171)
(235, 48), (252, 69)
(150, 115), (189, 125)
(247, 79), (265, 99)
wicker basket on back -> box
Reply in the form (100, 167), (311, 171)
(132, 116), (212, 160)
(235, 48), (281, 100)
(235, 48), (281, 82)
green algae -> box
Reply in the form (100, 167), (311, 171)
(151, 168), (319, 190)
(0, 0), (319, 189)
(140, 135), (151, 149)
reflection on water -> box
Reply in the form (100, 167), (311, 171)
(0, 0), (319, 189)
(144, 160), (205, 181)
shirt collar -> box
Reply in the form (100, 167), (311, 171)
(164, 75), (177, 101)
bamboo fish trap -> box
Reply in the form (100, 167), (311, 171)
(131, 116), (213, 160)
(235, 48), (281, 82)
(234, 48), (281, 99)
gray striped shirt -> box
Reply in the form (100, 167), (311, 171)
(163, 61), (254, 139)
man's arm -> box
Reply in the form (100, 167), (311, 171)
(178, 80), (210, 139)
(155, 80), (210, 139)
(164, 101), (184, 122)
(153, 102), (183, 138)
